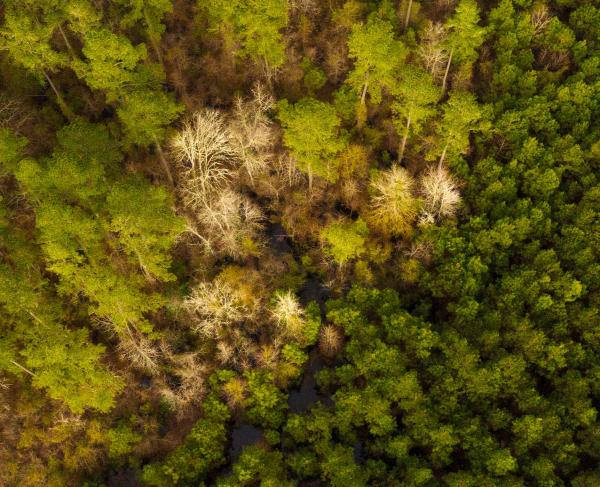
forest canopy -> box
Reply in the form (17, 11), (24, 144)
(1, 0), (600, 486)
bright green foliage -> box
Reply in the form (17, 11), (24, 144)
(117, 89), (183, 146)
(141, 394), (230, 486)
(321, 218), (369, 265)
(22, 323), (122, 414)
(0, 182), (123, 414)
(432, 90), (484, 164)
(107, 179), (185, 282)
(278, 98), (346, 186)
(13, 121), (182, 334)
(347, 16), (407, 105)
(73, 29), (147, 99)
(0, 9), (67, 77)
(446, 0), (486, 65)
(391, 67), (440, 160)
(203, 0), (288, 70)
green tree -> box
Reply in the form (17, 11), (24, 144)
(141, 394), (230, 486)
(117, 89), (183, 147)
(392, 67), (440, 162)
(13, 121), (182, 335)
(442, 0), (486, 93)
(0, 6), (72, 117)
(321, 218), (369, 266)
(432, 91), (483, 166)
(277, 98), (347, 189)
(106, 178), (186, 282)
(73, 29), (147, 100)
(114, 0), (173, 62)
(203, 0), (288, 74)
(347, 16), (407, 107)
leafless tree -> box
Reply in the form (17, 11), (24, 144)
(271, 290), (306, 340)
(319, 324), (343, 358)
(230, 84), (276, 184)
(171, 109), (236, 210)
(215, 331), (256, 370)
(117, 326), (162, 375)
(531, 4), (552, 36)
(0, 95), (29, 130)
(419, 165), (461, 225)
(418, 22), (449, 82)
(183, 278), (252, 338)
(163, 353), (207, 411)
(198, 188), (264, 259)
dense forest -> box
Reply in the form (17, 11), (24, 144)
(1, 0), (599, 485)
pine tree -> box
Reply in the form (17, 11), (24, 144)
(347, 16), (407, 107)
(277, 98), (347, 189)
(392, 67), (441, 162)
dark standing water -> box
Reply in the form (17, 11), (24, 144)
(228, 423), (263, 462)
(107, 467), (139, 487)
(288, 351), (333, 413)
(266, 222), (294, 254)
(298, 277), (330, 308)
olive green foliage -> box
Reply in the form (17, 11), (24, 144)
(142, 394), (230, 486)
(217, 446), (294, 487)
(244, 371), (288, 429)
(1, 0), (600, 485)
(106, 424), (142, 459)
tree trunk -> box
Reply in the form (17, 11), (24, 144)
(399, 115), (411, 162)
(43, 70), (75, 121)
(153, 136), (174, 187)
(360, 79), (369, 105)
(442, 48), (454, 95)
(404, 0), (413, 30)
(11, 360), (35, 377)
(144, 9), (164, 65)
(438, 143), (448, 168)
(58, 24), (76, 58)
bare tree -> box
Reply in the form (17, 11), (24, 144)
(230, 84), (276, 184)
(531, 4), (551, 36)
(271, 290), (306, 340)
(171, 109), (236, 210)
(319, 324), (343, 358)
(418, 22), (449, 82)
(0, 95), (29, 130)
(183, 278), (253, 338)
(198, 188), (264, 259)
(419, 165), (461, 225)
(117, 326), (162, 375)
(162, 353), (207, 411)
